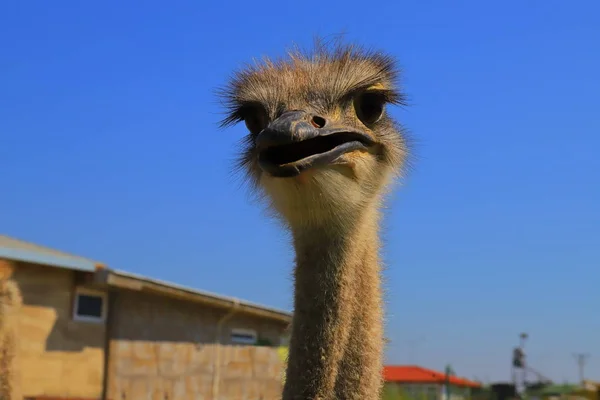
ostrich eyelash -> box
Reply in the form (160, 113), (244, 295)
(220, 101), (267, 128)
(343, 88), (405, 107)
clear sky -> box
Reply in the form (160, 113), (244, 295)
(1, 0), (599, 383)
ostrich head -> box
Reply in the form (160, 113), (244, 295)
(220, 43), (408, 227)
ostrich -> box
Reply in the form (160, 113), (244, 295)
(220, 41), (409, 400)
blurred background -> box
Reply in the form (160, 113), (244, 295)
(1, 0), (599, 399)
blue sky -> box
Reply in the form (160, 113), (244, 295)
(1, 0), (599, 383)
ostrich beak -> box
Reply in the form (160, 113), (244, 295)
(256, 110), (375, 178)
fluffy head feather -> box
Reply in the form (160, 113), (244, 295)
(218, 40), (409, 227)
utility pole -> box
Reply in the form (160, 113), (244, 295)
(512, 333), (528, 398)
(573, 353), (590, 384)
(520, 333), (528, 390)
(445, 364), (454, 400)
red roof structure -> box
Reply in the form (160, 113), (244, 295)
(384, 366), (481, 388)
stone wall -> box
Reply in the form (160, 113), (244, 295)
(109, 341), (285, 400)
(9, 262), (106, 400)
(107, 289), (288, 400)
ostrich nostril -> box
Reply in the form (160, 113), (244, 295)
(310, 115), (326, 129)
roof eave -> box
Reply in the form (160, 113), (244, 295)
(385, 379), (481, 388)
(0, 247), (97, 272)
(102, 269), (292, 324)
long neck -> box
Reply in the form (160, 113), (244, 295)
(283, 207), (384, 400)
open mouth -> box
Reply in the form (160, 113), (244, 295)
(258, 132), (374, 178)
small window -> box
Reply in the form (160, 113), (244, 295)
(230, 328), (257, 345)
(73, 287), (107, 323)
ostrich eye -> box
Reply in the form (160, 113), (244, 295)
(241, 105), (269, 135)
(354, 92), (386, 126)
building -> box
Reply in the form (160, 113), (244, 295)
(0, 234), (292, 400)
(383, 365), (481, 400)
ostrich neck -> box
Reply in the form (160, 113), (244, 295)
(283, 207), (384, 400)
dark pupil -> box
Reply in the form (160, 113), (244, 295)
(245, 114), (263, 134)
(243, 105), (268, 135)
(360, 94), (383, 121)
